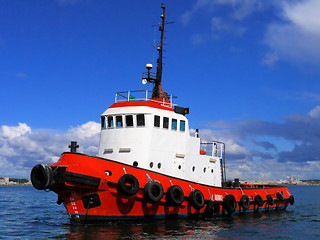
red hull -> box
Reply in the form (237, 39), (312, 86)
(45, 153), (292, 222)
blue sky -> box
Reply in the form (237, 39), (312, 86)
(1, 0), (320, 180)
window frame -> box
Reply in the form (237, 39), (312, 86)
(154, 115), (160, 127)
(101, 116), (106, 129)
(163, 117), (169, 129)
(116, 115), (123, 128)
(172, 118), (177, 131)
(180, 120), (186, 132)
(107, 116), (114, 128)
(137, 114), (145, 127)
(125, 115), (134, 127)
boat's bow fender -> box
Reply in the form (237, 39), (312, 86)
(31, 164), (54, 190)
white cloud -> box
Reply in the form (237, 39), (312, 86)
(265, 0), (320, 64)
(67, 121), (100, 140)
(1, 123), (31, 139)
(308, 105), (320, 119)
(0, 122), (100, 178)
(202, 105), (320, 180)
(182, 0), (264, 23)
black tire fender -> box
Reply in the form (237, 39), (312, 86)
(255, 195), (264, 207)
(203, 200), (220, 218)
(117, 174), (140, 196)
(143, 180), (164, 202)
(267, 194), (274, 205)
(30, 164), (53, 190)
(224, 194), (237, 214)
(289, 195), (295, 205)
(165, 185), (184, 206)
(240, 195), (250, 210)
(277, 192), (284, 202)
(189, 189), (205, 210)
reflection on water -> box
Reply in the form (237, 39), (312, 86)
(56, 211), (296, 240)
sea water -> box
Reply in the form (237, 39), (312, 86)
(0, 185), (319, 239)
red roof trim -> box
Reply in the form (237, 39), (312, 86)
(108, 101), (174, 111)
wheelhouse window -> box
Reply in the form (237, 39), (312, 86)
(126, 115), (134, 127)
(137, 114), (145, 126)
(101, 116), (106, 129)
(107, 116), (114, 128)
(180, 120), (185, 132)
(154, 115), (160, 127)
(172, 119), (177, 130)
(116, 116), (123, 127)
(163, 117), (169, 129)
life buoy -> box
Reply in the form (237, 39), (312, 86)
(30, 164), (53, 190)
(144, 180), (164, 202)
(239, 195), (250, 210)
(255, 195), (264, 207)
(277, 192), (284, 201)
(289, 195), (295, 205)
(165, 185), (184, 206)
(224, 194), (236, 214)
(189, 189), (205, 210)
(117, 174), (139, 196)
(266, 194), (274, 205)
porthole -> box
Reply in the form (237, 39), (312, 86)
(150, 162), (154, 168)
(192, 166), (195, 172)
(203, 167), (206, 173)
(178, 165), (181, 170)
(211, 169), (214, 173)
(157, 163), (162, 169)
(104, 170), (112, 176)
(133, 161), (138, 167)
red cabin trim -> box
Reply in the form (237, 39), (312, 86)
(108, 100), (174, 111)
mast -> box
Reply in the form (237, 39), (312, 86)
(154, 3), (166, 99)
(142, 4), (171, 100)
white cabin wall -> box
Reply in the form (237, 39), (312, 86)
(98, 105), (222, 187)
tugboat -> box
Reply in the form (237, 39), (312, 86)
(31, 4), (294, 222)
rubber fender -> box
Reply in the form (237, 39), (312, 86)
(277, 192), (284, 202)
(289, 195), (295, 205)
(266, 194), (274, 205)
(203, 200), (220, 218)
(240, 195), (250, 210)
(255, 195), (264, 207)
(30, 164), (53, 190)
(117, 174), (140, 196)
(224, 194), (237, 214)
(143, 180), (164, 202)
(165, 185), (184, 206)
(189, 189), (205, 210)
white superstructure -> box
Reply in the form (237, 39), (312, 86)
(98, 91), (224, 187)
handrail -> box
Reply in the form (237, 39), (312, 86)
(115, 90), (177, 108)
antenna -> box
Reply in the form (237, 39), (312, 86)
(141, 4), (173, 99)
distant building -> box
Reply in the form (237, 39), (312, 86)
(0, 177), (10, 185)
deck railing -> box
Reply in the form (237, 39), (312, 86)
(115, 90), (177, 108)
